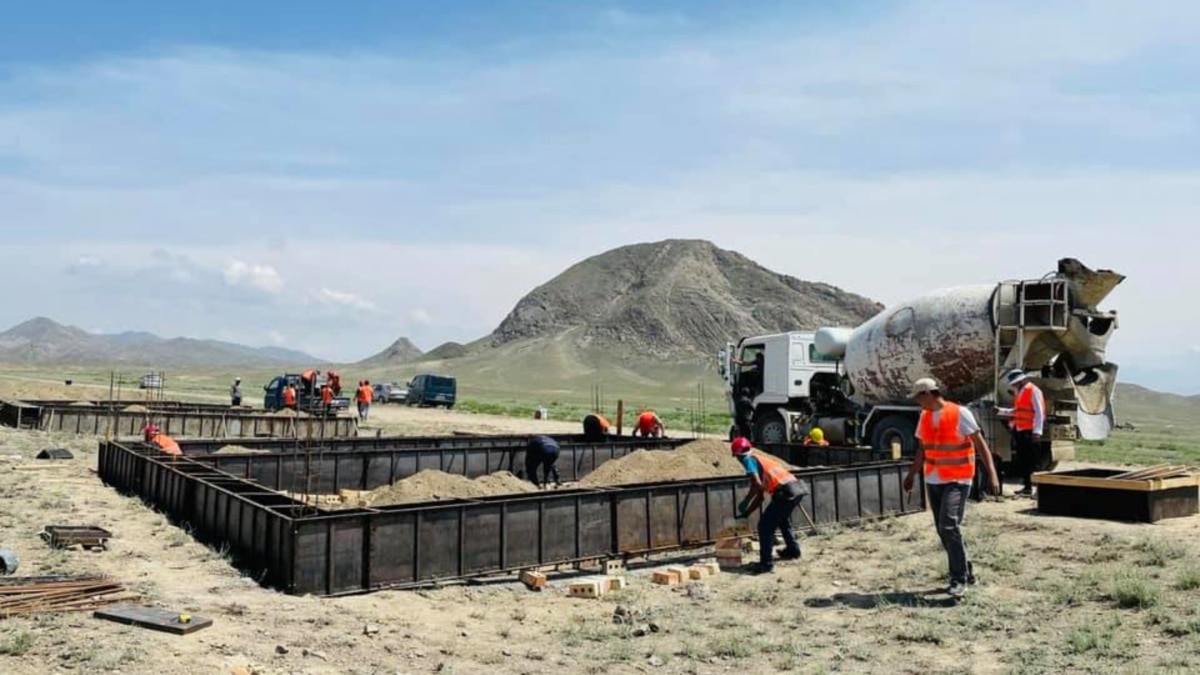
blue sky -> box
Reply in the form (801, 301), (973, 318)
(2, 1), (1199, 392)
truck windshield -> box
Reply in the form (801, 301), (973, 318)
(809, 344), (839, 363)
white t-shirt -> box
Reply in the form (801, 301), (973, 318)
(916, 405), (980, 485)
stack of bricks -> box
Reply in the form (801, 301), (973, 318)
(651, 565), (690, 586)
(715, 536), (755, 569)
(569, 575), (627, 599)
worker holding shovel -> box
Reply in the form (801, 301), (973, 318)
(731, 437), (808, 574)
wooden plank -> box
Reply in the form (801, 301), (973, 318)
(1033, 473), (1200, 492)
(93, 605), (213, 635)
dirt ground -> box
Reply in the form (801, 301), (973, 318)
(0, 404), (1198, 674)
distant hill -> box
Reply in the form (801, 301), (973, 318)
(0, 317), (322, 367)
(360, 337), (424, 365)
(356, 239), (884, 396)
(489, 239), (882, 360)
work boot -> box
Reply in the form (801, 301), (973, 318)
(743, 562), (773, 575)
(947, 581), (968, 598)
(777, 548), (801, 561)
(1015, 485), (1034, 497)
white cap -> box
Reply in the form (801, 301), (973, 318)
(910, 377), (939, 397)
(1004, 369), (1028, 387)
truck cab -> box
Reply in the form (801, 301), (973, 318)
(263, 373), (349, 413)
(719, 332), (840, 443)
(405, 374), (456, 408)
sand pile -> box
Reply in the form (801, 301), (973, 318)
(122, 404), (149, 413)
(69, 401), (95, 407)
(214, 445), (272, 455)
(578, 439), (744, 487)
(362, 470), (537, 507)
(268, 409), (310, 418)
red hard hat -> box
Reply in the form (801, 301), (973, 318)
(730, 437), (752, 455)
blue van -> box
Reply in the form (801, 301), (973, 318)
(405, 374), (456, 408)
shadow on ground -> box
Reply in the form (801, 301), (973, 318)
(805, 589), (959, 609)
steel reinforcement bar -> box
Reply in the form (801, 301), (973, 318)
(98, 440), (924, 596)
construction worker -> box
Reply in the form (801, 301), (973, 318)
(524, 435), (561, 489)
(903, 377), (1000, 598)
(731, 436), (806, 574)
(633, 410), (665, 438)
(230, 378), (242, 407)
(142, 422), (159, 443)
(582, 413), (611, 440)
(320, 383), (333, 415)
(356, 380), (373, 422)
(326, 370), (342, 397)
(282, 381), (297, 411)
(143, 425), (181, 456)
(804, 428), (829, 446)
(995, 369), (1045, 496)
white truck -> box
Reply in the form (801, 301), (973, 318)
(718, 258), (1124, 471)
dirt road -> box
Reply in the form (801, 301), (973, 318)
(0, 416), (1197, 673)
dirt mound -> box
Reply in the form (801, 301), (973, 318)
(122, 404), (148, 413)
(362, 470), (536, 506)
(268, 409), (310, 418)
(213, 445), (272, 455)
(69, 400), (94, 407)
(578, 438), (744, 487)
(489, 239), (882, 360)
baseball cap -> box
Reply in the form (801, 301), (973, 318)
(910, 377), (939, 397)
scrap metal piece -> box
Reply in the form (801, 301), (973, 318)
(42, 526), (112, 550)
(0, 550), (17, 575)
(36, 448), (74, 460)
(93, 605), (213, 635)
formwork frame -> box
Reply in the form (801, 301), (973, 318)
(98, 440), (924, 596)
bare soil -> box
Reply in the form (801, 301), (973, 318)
(579, 439), (742, 487)
(361, 470), (537, 506)
(0, 405), (1197, 674)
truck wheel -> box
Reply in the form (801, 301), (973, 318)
(870, 415), (918, 457)
(753, 412), (788, 445)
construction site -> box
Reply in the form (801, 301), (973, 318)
(0, 255), (1195, 675)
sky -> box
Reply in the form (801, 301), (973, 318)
(2, 1), (1199, 393)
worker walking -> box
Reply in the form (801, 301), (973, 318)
(731, 436), (807, 574)
(903, 378), (1000, 598)
(282, 382), (297, 411)
(996, 369), (1045, 496)
(356, 380), (373, 422)
(524, 435), (561, 489)
(803, 428), (829, 446)
(230, 378), (242, 407)
(633, 410), (665, 438)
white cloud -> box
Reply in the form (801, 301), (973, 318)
(222, 260), (283, 294)
(315, 288), (377, 311)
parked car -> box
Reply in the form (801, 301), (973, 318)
(405, 374), (456, 408)
(373, 383), (407, 404)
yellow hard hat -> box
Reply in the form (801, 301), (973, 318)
(808, 428), (824, 442)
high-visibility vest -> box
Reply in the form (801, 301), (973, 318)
(358, 385), (372, 403)
(636, 412), (658, 432)
(1012, 383), (1043, 432)
(321, 387), (333, 404)
(151, 433), (181, 456)
(918, 402), (975, 482)
(594, 414), (610, 430)
(283, 387), (296, 406)
(748, 449), (797, 495)
(803, 439), (829, 446)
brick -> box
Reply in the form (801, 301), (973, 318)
(688, 566), (708, 580)
(569, 578), (606, 599)
(520, 571), (547, 589)
(604, 559), (627, 575)
(698, 562), (721, 576)
(651, 571), (679, 586)
(605, 576), (627, 592)
(666, 566), (688, 582)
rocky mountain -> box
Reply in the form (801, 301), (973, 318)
(0, 317), (320, 366)
(488, 239), (883, 360)
(359, 337), (425, 365)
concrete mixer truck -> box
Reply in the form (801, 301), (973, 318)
(718, 258), (1123, 472)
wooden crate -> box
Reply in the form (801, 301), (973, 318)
(1033, 469), (1200, 523)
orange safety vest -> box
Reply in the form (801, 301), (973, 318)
(595, 414), (610, 430)
(321, 387), (333, 404)
(1011, 383), (1042, 432)
(283, 387), (296, 406)
(803, 439), (830, 446)
(747, 449), (796, 495)
(918, 402), (975, 482)
(358, 385), (372, 403)
(636, 412), (657, 432)
(151, 433), (181, 456)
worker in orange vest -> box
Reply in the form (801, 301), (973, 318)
(731, 436), (807, 574)
(144, 427), (181, 456)
(282, 382), (297, 411)
(995, 369), (1045, 497)
(632, 410), (665, 438)
(582, 413), (611, 439)
(355, 380), (373, 422)
(803, 428), (829, 446)
(320, 383), (333, 414)
(904, 377), (1000, 598)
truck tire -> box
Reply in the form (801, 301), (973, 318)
(753, 411), (788, 445)
(870, 415), (918, 457)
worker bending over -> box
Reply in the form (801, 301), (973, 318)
(732, 437), (807, 574)
(904, 377), (1000, 598)
(633, 410), (665, 438)
(524, 435), (561, 489)
(582, 413), (611, 440)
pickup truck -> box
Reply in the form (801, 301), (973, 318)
(263, 374), (350, 413)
